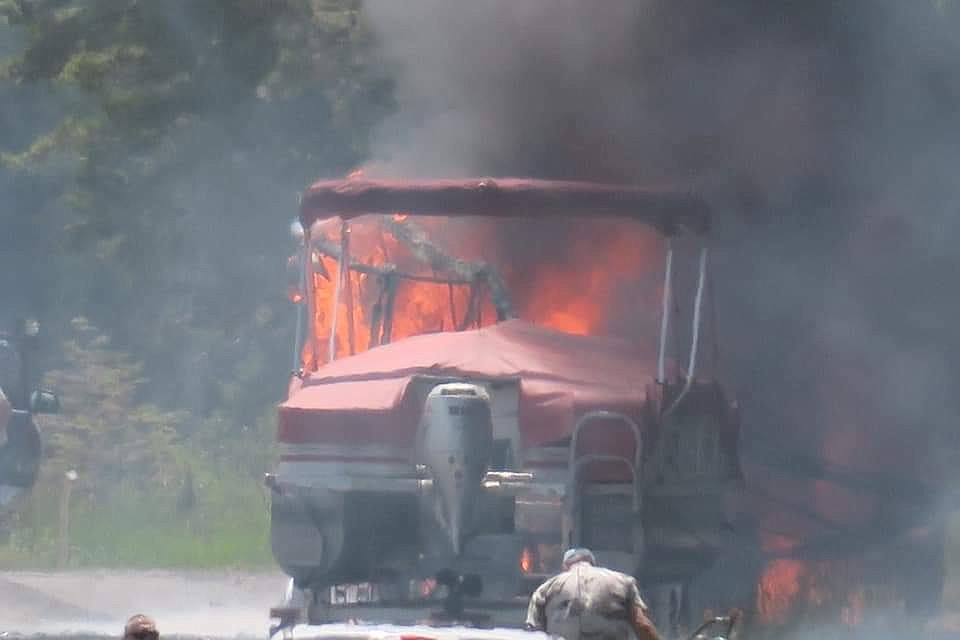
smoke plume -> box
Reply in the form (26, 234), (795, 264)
(361, 0), (960, 620)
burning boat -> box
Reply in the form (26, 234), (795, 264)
(268, 177), (751, 627)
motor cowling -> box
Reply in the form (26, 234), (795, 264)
(417, 383), (493, 556)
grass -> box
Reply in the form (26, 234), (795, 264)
(5, 468), (960, 600)
(1, 468), (273, 570)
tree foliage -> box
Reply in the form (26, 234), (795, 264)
(38, 316), (186, 500)
(0, 1), (395, 564)
(0, 316), (272, 567)
(1, 0), (393, 411)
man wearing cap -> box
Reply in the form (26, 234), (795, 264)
(525, 548), (661, 640)
(123, 614), (159, 640)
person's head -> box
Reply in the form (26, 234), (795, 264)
(562, 547), (596, 570)
(123, 614), (158, 640)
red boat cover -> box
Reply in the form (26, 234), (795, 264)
(300, 177), (710, 236)
(279, 319), (670, 448)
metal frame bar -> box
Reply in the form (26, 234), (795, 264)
(299, 178), (712, 237)
(292, 263), (305, 372)
(313, 237), (474, 285)
(566, 411), (643, 548)
(568, 410), (643, 481)
(567, 455), (637, 550)
(302, 226), (323, 370)
(343, 230), (356, 357)
(657, 239), (674, 383)
(380, 275), (397, 344)
(664, 247), (709, 416)
(686, 247), (708, 380)
(327, 220), (350, 362)
(571, 455), (638, 507)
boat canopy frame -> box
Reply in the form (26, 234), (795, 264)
(295, 177), (715, 391)
(299, 177), (710, 236)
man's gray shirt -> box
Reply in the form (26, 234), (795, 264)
(526, 562), (648, 640)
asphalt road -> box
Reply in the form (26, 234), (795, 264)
(0, 569), (288, 637)
(3, 570), (959, 639)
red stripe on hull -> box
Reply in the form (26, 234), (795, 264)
(279, 454), (410, 464)
(523, 460), (567, 468)
(277, 406), (419, 446)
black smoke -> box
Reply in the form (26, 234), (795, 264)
(361, 0), (960, 622)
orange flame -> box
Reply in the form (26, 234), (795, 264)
(420, 578), (437, 597)
(299, 214), (660, 369)
(755, 554), (894, 629)
(756, 559), (805, 625)
(520, 547), (534, 573)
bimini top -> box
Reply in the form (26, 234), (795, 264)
(300, 177), (710, 236)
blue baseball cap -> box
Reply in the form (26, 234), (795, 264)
(562, 547), (596, 568)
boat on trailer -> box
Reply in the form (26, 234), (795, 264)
(268, 177), (750, 634)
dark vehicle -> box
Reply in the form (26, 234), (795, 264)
(0, 318), (58, 530)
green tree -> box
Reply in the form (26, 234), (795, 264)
(5, 317), (274, 567)
(0, 0), (393, 422)
(0, 2), (394, 565)
(38, 316), (186, 503)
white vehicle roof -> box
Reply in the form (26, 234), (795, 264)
(291, 623), (549, 640)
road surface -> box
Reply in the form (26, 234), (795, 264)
(0, 569), (287, 637)
(3, 570), (960, 638)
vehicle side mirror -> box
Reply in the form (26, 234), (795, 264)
(30, 389), (59, 414)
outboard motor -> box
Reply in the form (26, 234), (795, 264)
(417, 383), (493, 556)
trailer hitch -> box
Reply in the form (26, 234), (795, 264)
(434, 569), (483, 617)
(268, 606), (302, 639)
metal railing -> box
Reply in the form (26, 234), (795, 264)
(565, 411), (643, 548)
